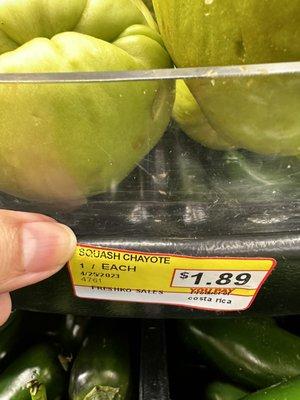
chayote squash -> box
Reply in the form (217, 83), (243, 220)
(173, 80), (236, 151)
(0, 0), (174, 204)
(153, 0), (300, 156)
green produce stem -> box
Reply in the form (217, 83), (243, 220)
(83, 386), (121, 400)
(29, 382), (47, 400)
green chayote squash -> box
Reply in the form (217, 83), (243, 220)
(0, 0), (174, 204)
(173, 80), (236, 151)
(153, 0), (300, 156)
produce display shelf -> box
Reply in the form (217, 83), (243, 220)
(3, 64), (299, 319)
(0, 2), (299, 397)
(12, 231), (300, 318)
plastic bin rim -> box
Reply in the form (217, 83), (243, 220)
(0, 61), (299, 84)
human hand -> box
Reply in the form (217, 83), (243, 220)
(0, 210), (77, 325)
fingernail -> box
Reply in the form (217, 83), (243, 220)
(22, 222), (77, 272)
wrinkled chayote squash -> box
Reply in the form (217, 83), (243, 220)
(0, 0), (174, 204)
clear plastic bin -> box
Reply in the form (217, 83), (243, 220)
(0, 62), (299, 238)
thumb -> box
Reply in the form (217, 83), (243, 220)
(0, 210), (77, 294)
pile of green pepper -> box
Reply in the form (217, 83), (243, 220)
(0, 312), (133, 400)
(174, 317), (300, 400)
(2, 313), (300, 399)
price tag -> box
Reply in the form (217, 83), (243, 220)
(68, 245), (276, 312)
